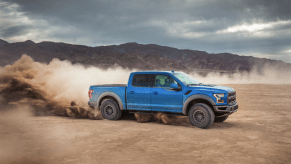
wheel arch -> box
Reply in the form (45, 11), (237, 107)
(97, 92), (124, 110)
(183, 94), (216, 115)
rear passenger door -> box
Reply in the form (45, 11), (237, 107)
(126, 74), (152, 110)
(150, 74), (183, 112)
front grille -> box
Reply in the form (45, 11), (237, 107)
(227, 91), (236, 104)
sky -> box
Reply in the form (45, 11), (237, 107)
(0, 0), (291, 63)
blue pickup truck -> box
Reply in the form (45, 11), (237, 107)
(88, 71), (238, 129)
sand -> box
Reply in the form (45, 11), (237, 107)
(1, 84), (291, 164)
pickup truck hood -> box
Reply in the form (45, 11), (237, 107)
(188, 84), (235, 93)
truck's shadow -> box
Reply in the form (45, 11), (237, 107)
(119, 113), (237, 129)
(62, 112), (237, 129)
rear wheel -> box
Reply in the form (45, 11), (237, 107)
(100, 99), (122, 120)
(214, 115), (228, 122)
(188, 103), (215, 129)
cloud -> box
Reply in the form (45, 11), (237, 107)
(0, 1), (57, 43)
(0, 25), (32, 38)
(0, 0), (291, 63)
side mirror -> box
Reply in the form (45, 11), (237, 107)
(170, 83), (179, 90)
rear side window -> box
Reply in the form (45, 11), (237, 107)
(132, 74), (150, 87)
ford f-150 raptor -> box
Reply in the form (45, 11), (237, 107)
(88, 71), (238, 129)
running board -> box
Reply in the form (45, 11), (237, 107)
(128, 110), (185, 116)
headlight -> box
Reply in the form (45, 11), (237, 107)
(213, 93), (224, 103)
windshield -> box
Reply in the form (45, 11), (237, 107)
(173, 73), (200, 85)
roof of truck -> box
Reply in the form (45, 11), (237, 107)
(132, 71), (183, 74)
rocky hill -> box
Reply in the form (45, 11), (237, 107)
(0, 39), (290, 75)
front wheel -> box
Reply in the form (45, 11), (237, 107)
(100, 99), (122, 120)
(188, 103), (215, 129)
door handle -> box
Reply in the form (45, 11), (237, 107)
(152, 91), (158, 95)
(130, 91), (134, 94)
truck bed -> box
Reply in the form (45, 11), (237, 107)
(89, 84), (127, 110)
(90, 84), (127, 87)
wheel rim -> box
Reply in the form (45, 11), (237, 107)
(104, 105), (114, 116)
(193, 110), (206, 124)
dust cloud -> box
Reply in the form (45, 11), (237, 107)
(0, 105), (76, 164)
(0, 54), (133, 118)
(134, 113), (178, 124)
(0, 106), (44, 164)
(190, 64), (291, 84)
(0, 54), (290, 120)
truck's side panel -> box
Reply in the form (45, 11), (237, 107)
(126, 87), (151, 110)
(126, 73), (151, 110)
(150, 87), (184, 113)
(89, 86), (127, 109)
(126, 72), (186, 113)
(150, 74), (184, 113)
(182, 94), (216, 115)
(182, 88), (227, 107)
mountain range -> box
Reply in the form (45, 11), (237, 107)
(0, 39), (290, 75)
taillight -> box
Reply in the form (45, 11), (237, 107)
(88, 90), (93, 98)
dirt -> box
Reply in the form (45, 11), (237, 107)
(1, 84), (291, 164)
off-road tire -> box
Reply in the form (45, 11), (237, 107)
(214, 115), (228, 122)
(100, 99), (122, 120)
(188, 103), (215, 129)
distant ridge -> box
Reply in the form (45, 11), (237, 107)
(0, 39), (290, 75)
(0, 39), (9, 46)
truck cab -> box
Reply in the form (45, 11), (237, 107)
(88, 71), (238, 129)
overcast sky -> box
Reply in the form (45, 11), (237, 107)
(1, 0), (291, 63)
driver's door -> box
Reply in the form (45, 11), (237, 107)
(150, 74), (183, 112)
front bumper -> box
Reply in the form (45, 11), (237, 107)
(213, 102), (238, 113)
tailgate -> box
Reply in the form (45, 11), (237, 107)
(88, 85), (127, 109)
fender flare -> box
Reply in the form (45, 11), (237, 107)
(97, 92), (124, 110)
(182, 94), (216, 115)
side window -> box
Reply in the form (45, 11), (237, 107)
(132, 74), (150, 87)
(155, 75), (178, 88)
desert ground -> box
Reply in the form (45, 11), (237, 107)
(1, 84), (291, 164)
